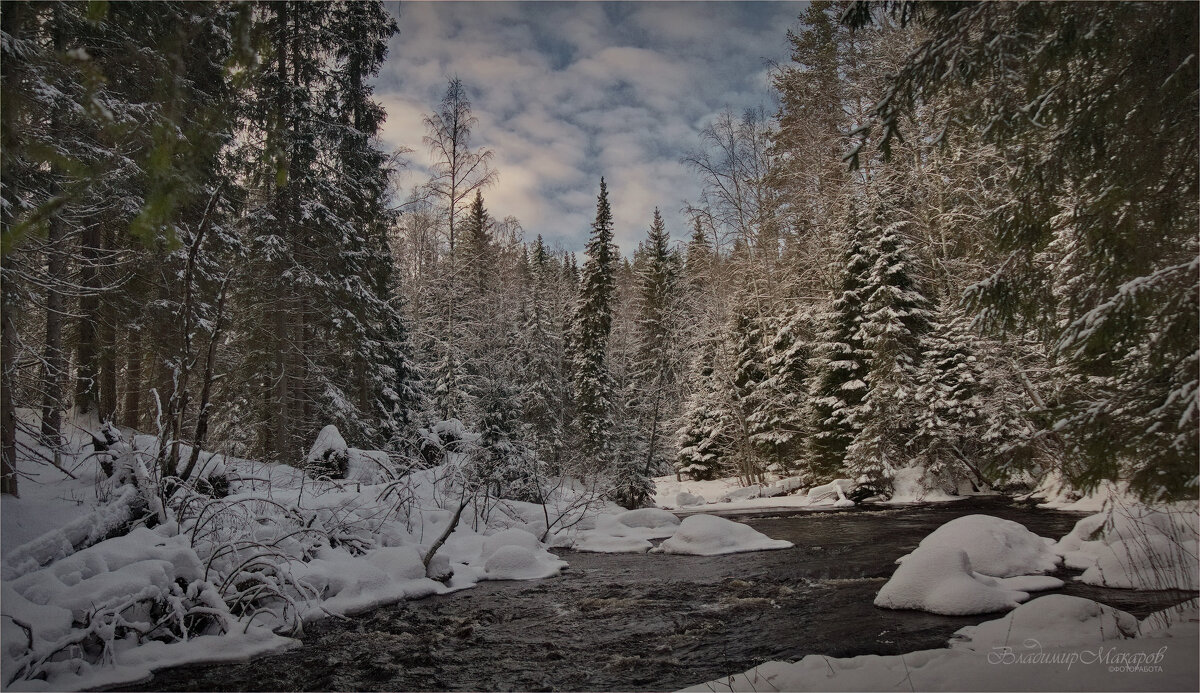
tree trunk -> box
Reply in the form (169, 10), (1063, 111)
(0, 2), (23, 496)
(74, 223), (101, 413)
(123, 329), (143, 429)
(39, 8), (68, 447)
(1, 252), (19, 497)
(38, 215), (67, 445)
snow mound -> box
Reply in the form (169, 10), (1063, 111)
(675, 491), (706, 507)
(569, 508), (680, 553)
(655, 514), (792, 556)
(874, 545), (1031, 615)
(1053, 502), (1199, 590)
(909, 514), (1060, 577)
(614, 508), (680, 531)
(950, 595), (1139, 651)
(481, 527), (543, 559)
(685, 594), (1200, 692)
(806, 478), (855, 507)
(483, 545), (567, 580)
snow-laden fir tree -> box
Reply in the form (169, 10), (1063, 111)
(845, 221), (934, 492)
(675, 346), (732, 481)
(807, 221), (876, 479)
(629, 208), (683, 477)
(750, 308), (814, 474)
(572, 178), (619, 470)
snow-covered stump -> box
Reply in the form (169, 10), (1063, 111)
(305, 425), (350, 480)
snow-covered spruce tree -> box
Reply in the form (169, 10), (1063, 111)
(750, 307), (814, 475)
(910, 313), (993, 491)
(629, 208), (683, 477)
(806, 222), (876, 479)
(519, 235), (569, 469)
(846, 2), (1199, 500)
(675, 346), (732, 481)
(572, 178), (619, 470)
(225, 0), (413, 463)
(845, 221), (935, 493)
(473, 360), (539, 504)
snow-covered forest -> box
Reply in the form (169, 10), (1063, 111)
(1, 1), (1197, 691)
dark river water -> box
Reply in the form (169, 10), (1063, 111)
(119, 498), (1193, 692)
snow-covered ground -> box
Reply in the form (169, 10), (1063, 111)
(0, 419), (794, 691)
(685, 596), (1199, 691)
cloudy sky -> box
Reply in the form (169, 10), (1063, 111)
(374, 1), (804, 253)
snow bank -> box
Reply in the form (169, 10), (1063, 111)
(910, 514), (1061, 577)
(1053, 501), (1199, 590)
(655, 514), (792, 556)
(568, 508), (681, 553)
(675, 491), (706, 507)
(950, 594), (1139, 651)
(684, 595), (1199, 692)
(874, 545), (1033, 615)
(483, 545), (568, 580)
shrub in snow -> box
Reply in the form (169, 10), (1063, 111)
(675, 491), (706, 507)
(950, 594), (1139, 651)
(1054, 502), (1199, 590)
(306, 425), (350, 479)
(482, 545), (567, 580)
(1080, 534), (1199, 590)
(875, 545), (1033, 615)
(909, 514), (1060, 577)
(1139, 597), (1198, 634)
(656, 514), (792, 556)
(2, 528), (237, 683)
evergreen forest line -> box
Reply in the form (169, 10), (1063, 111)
(2, 1), (1196, 507)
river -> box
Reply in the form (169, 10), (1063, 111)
(120, 498), (1192, 692)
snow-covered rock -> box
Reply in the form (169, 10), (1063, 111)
(482, 545), (568, 580)
(569, 508), (681, 553)
(950, 594), (1139, 651)
(655, 514), (792, 556)
(481, 527), (543, 558)
(874, 545), (1032, 615)
(908, 514), (1061, 577)
(675, 491), (706, 507)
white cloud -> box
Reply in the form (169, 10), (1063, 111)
(374, 1), (800, 253)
